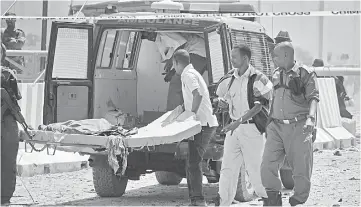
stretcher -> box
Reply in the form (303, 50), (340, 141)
(20, 108), (202, 155)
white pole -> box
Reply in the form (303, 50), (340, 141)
(319, 0), (324, 60)
(76, 0), (88, 18)
(1, 0), (17, 16)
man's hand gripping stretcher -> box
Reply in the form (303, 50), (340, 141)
(161, 104), (196, 160)
(1, 88), (46, 151)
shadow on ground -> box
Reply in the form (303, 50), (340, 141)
(52, 183), (219, 206)
(51, 183), (293, 206)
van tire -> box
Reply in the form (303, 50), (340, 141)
(92, 166), (128, 197)
(155, 171), (183, 185)
(235, 159), (255, 202)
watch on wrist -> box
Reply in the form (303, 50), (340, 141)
(307, 115), (316, 122)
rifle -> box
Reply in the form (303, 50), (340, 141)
(1, 88), (46, 152)
(2, 87), (32, 138)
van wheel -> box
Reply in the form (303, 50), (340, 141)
(235, 159), (255, 202)
(155, 171), (183, 185)
(92, 166), (128, 197)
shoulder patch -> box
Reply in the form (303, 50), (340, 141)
(253, 70), (263, 78)
(254, 69), (264, 75)
(254, 70), (270, 84)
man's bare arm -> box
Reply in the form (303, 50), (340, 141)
(236, 103), (262, 123)
(191, 89), (203, 114)
(221, 103), (262, 134)
(308, 99), (318, 117)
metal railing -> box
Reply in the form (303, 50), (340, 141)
(314, 66), (361, 76)
(5, 49), (48, 82)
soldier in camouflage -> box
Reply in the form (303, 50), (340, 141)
(261, 42), (319, 206)
(1, 12), (26, 74)
(1, 36), (22, 204)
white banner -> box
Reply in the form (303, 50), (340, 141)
(1, 10), (360, 20)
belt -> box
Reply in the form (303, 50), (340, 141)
(231, 119), (255, 124)
(272, 114), (307, 124)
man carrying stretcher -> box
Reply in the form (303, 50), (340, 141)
(172, 49), (218, 206)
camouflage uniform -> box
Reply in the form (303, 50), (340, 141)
(261, 62), (319, 206)
(1, 13), (26, 74)
(1, 66), (22, 204)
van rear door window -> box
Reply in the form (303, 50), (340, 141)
(230, 30), (274, 78)
(207, 31), (225, 84)
(115, 31), (137, 70)
(52, 28), (89, 79)
(96, 30), (117, 69)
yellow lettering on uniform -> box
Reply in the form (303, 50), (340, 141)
(183, 19), (191, 25)
(164, 19), (173, 24)
(173, 19), (182, 24)
(192, 20), (200, 26)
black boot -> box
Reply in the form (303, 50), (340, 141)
(212, 194), (220, 207)
(289, 197), (303, 206)
(264, 191), (282, 206)
(189, 199), (207, 206)
(1, 198), (10, 206)
(259, 197), (268, 206)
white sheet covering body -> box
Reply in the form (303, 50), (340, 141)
(22, 109), (202, 175)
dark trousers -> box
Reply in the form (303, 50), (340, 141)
(261, 120), (313, 203)
(186, 125), (217, 202)
(1, 115), (20, 203)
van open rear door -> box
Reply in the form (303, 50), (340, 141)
(43, 22), (94, 125)
(204, 23), (231, 89)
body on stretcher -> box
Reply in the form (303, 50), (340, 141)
(19, 109), (202, 155)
